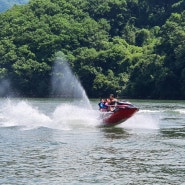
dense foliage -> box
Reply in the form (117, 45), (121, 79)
(0, 0), (185, 99)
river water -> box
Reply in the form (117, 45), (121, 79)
(0, 98), (184, 185)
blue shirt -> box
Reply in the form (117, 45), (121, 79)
(99, 102), (108, 109)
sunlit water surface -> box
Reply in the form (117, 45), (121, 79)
(0, 99), (185, 185)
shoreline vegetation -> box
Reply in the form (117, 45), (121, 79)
(0, 0), (185, 99)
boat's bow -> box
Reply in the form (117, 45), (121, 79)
(100, 101), (139, 127)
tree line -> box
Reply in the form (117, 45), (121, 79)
(0, 0), (185, 99)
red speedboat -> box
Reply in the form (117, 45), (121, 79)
(99, 101), (139, 127)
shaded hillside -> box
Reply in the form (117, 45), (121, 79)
(0, 0), (185, 99)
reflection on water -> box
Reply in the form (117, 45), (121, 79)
(161, 127), (185, 138)
(100, 127), (131, 139)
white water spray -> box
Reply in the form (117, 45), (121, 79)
(0, 99), (99, 130)
(0, 100), (52, 129)
(51, 53), (91, 109)
(0, 79), (13, 97)
(0, 53), (97, 130)
(122, 110), (160, 130)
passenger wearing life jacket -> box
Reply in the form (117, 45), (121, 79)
(98, 99), (108, 111)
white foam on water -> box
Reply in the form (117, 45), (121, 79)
(174, 109), (185, 114)
(0, 100), (52, 129)
(0, 99), (99, 130)
(0, 99), (163, 131)
(51, 103), (99, 130)
(121, 111), (160, 130)
(139, 109), (162, 113)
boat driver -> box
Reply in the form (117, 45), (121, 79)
(109, 94), (118, 111)
(109, 94), (118, 105)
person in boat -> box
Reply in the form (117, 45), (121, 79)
(109, 94), (118, 105)
(98, 99), (108, 111)
(105, 98), (110, 106)
(109, 94), (118, 111)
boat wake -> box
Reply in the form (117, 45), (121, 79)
(0, 99), (99, 130)
(122, 112), (160, 130)
(0, 99), (161, 131)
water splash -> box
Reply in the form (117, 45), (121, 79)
(0, 53), (97, 130)
(0, 99), (52, 129)
(0, 79), (13, 97)
(51, 53), (91, 109)
(0, 99), (99, 130)
(0, 99), (162, 131)
(122, 111), (160, 130)
(51, 103), (98, 130)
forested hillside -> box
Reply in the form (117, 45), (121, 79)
(0, 0), (185, 99)
(0, 0), (29, 12)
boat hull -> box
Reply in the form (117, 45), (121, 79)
(100, 104), (139, 127)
